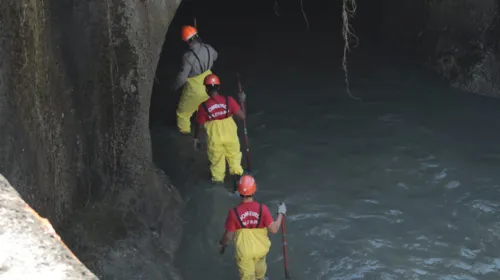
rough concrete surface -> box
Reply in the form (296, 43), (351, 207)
(0, 174), (97, 280)
(0, 0), (184, 279)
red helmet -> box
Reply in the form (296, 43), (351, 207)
(238, 175), (256, 196)
(181, 25), (198, 42)
(203, 74), (221, 86)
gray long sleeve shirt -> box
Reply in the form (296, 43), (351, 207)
(172, 41), (218, 90)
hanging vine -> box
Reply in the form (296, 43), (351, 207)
(342, 0), (361, 100)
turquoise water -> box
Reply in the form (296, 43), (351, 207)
(152, 35), (500, 279)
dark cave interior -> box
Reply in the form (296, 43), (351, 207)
(149, 0), (440, 128)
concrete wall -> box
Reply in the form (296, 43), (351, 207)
(0, 0), (184, 278)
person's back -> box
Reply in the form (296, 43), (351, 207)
(218, 175), (287, 280)
(228, 200), (273, 260)
(182, 41), (218, 79)
(194, 74), (245, 184)
(173, 26), (219, 90)
(197, 94), (240, 144)
(173, 25), (218, 134)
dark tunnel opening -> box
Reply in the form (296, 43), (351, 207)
(148, 0), (500, 279)
(150, 0), (500, 131)
(150, 0), (445, 130)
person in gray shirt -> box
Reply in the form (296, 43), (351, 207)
(172, 25), (218, 134)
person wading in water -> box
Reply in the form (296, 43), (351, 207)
(172, 25), (218, 135)
(194, 73), (246, 185)
(218, 175), (287, 279)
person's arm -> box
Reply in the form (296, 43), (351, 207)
(172, 54), (192, 90)
(193, 122), (203, 151)
(266, 202), (287, 234)
(218, 230), (235, 248)
(208, 44), (218, 62)
(194, 108), (202, 139)
(229, 96), (246, 121)
(218, 210), (237, 254)
(193, 107), (205, 150)
(234, 108), (246, 121)
(267, 213), (284, 234)
(194, 122), (202, 140)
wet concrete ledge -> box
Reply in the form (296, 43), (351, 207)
(0, 174), (97, 280)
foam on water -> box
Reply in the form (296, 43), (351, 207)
(445, 180), (461, 189)
(469, 200), (500, 214)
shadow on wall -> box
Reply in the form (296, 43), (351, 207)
(149, 0), (282, 128)
(0, 0), (186, 279)
(150, 1), (195, 128)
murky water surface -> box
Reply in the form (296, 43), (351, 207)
(154, 41), (500, 279)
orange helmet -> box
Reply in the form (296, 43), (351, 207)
(238, 175), (256, 196)
(203, 74), (221, 86)
(181, 25), (198, 42)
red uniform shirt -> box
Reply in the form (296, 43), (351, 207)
(195, 95), (241, 125)
(224, 201), (273, 232)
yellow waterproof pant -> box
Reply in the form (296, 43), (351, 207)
(205, 117), (243, 182)
(234, 228), (271, 280)
(237, 256), (267, 280)
(176, 70), (211, 134)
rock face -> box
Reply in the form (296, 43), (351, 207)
(423, 0), (500, 97)
(0, 0), (184, 279)
(376, 0), (500, 97)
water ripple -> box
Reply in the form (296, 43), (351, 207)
(287, 212), (330, 222)
(470, 200), (499, 214)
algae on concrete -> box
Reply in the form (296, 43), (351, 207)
(0, 0), (184, 279)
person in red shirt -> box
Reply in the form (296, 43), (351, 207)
(194, 73), (246, 184)
(218, 175), (287, 280)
